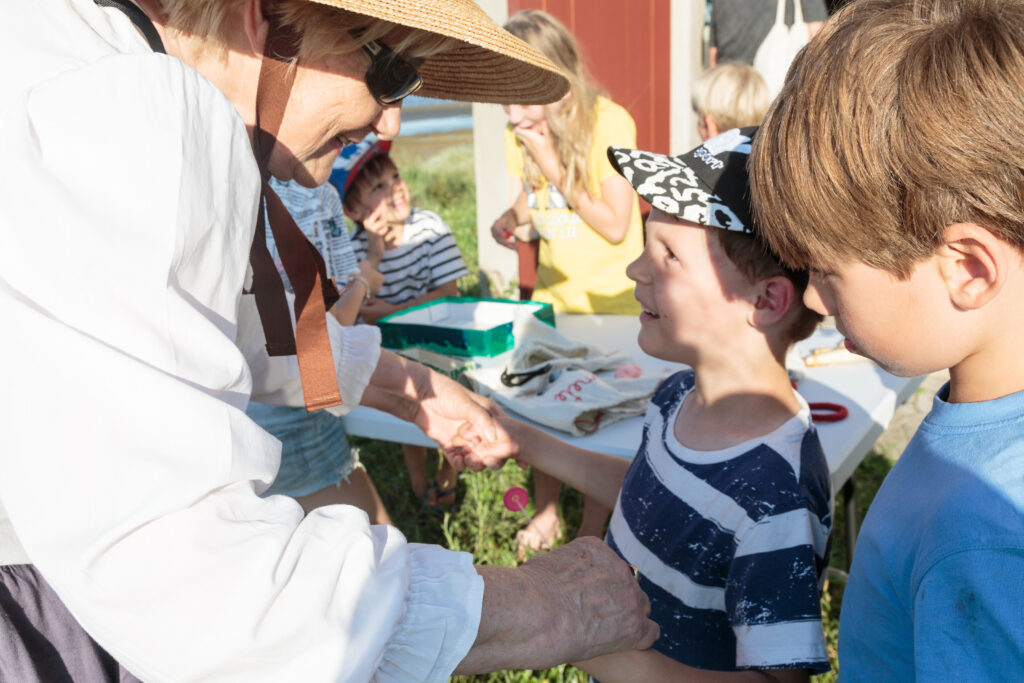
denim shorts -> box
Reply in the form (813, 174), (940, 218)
(245, 402), (358, 498)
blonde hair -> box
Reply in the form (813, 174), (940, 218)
(504, 10), (604, 207)
(156, 1), (454, 63)
(750, 0), (1024, 278)
(692, 63), (771, 132)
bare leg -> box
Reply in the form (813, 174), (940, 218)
(432, 454), (457, 502)
(295, 466), (391, 525)
(518, 469), (563, 551)
(577, 496), (611, 539)
(402, 443), (429, 499)
(405, 444), (457, 507)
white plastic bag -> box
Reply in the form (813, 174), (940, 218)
(753, 0), (808, 96)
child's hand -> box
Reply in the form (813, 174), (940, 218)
(360, 202), (392, 242)
(513, 120), (561, 184)
(357, 260), (385, 297)
(455, 416), (530, 471)
(359, 298), (397, 324)
(491, 209), (518, 249)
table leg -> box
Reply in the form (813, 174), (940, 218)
(842, 478), (858, 570)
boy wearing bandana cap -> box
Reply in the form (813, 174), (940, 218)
(473, 128), (833, 680)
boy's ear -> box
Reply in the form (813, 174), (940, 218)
(750, 276), (796, 328)
(937, 223), (1007, 311)
(704, 114), (721, 140)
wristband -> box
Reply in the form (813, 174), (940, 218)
(350, 274), (372, 303)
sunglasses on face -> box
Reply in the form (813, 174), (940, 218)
(360, 37), (423, 105)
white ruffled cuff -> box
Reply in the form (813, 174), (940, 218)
(373, 543), (483, 682)
(326, 323), (381, 416)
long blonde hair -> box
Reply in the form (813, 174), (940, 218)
(504, 10), (603, 207)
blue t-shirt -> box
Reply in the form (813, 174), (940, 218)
(839, 383), (1024, 681)
(607, 370), (832, 672)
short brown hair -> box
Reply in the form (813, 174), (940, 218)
(715, 231), (823, 344)
(343, 153), (399, 213)
(750, 0), (1024, 278)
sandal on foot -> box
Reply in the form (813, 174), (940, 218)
(422, 475), (457, 509)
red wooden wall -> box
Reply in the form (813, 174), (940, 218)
(507, 0), (672, 155)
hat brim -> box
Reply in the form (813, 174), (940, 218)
(608, 142), (755, 234)
(309, 0), (569, 104)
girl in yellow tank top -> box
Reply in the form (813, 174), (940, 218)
(489, 9), (643, 553)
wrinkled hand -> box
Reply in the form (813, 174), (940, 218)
(357, 259), (385, 297)
(459, 537), (657, 674)
(491, 209), (518, 250)
(525, 538), (658, 660)
(410, 370), (501, 469)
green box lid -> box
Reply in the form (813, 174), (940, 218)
(378, 297), (555, 357)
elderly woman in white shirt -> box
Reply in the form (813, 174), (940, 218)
(0, 1), (658, 681)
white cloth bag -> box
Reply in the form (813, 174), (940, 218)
(753, 0), (808, 96)
(465, 317), (670, 436)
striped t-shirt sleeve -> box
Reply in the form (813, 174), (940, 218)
(727, 493), (831, 670)
(420, 210), (469, 289)
(349, 209), (468, 305)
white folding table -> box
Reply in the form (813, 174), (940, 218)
(343, 314), (924, 562)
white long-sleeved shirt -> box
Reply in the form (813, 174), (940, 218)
(0, 1), (483, 680)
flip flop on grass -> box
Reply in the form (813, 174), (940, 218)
(422, 474), (457, 508)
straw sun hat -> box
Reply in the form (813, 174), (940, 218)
(308, 0), (568, 104)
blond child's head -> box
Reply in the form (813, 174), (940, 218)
(503, 9), (604, 207)
(609, 128), (822, 365)
(750, 0), (1024, 384)
(692, 63), (772, 141)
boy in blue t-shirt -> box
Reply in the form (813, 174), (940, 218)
(749, 1), (1024, 679)
(472, 128), (832, 680)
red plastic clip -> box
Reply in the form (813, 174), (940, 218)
(809, 401), (848, 423)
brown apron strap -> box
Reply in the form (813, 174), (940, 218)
(248, 203), (296, 356)
(248, 6), (342, 410)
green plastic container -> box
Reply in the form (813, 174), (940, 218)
(378, 297), (555, 357)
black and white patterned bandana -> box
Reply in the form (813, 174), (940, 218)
(608, 126), (757, 234)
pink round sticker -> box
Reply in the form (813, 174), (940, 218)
(503, 486), (530, 512)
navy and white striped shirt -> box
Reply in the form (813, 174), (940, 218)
(607, 370), (832, 673)
(350, 208), (468, 305)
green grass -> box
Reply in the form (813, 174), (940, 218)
(365, 139), (897, 681)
